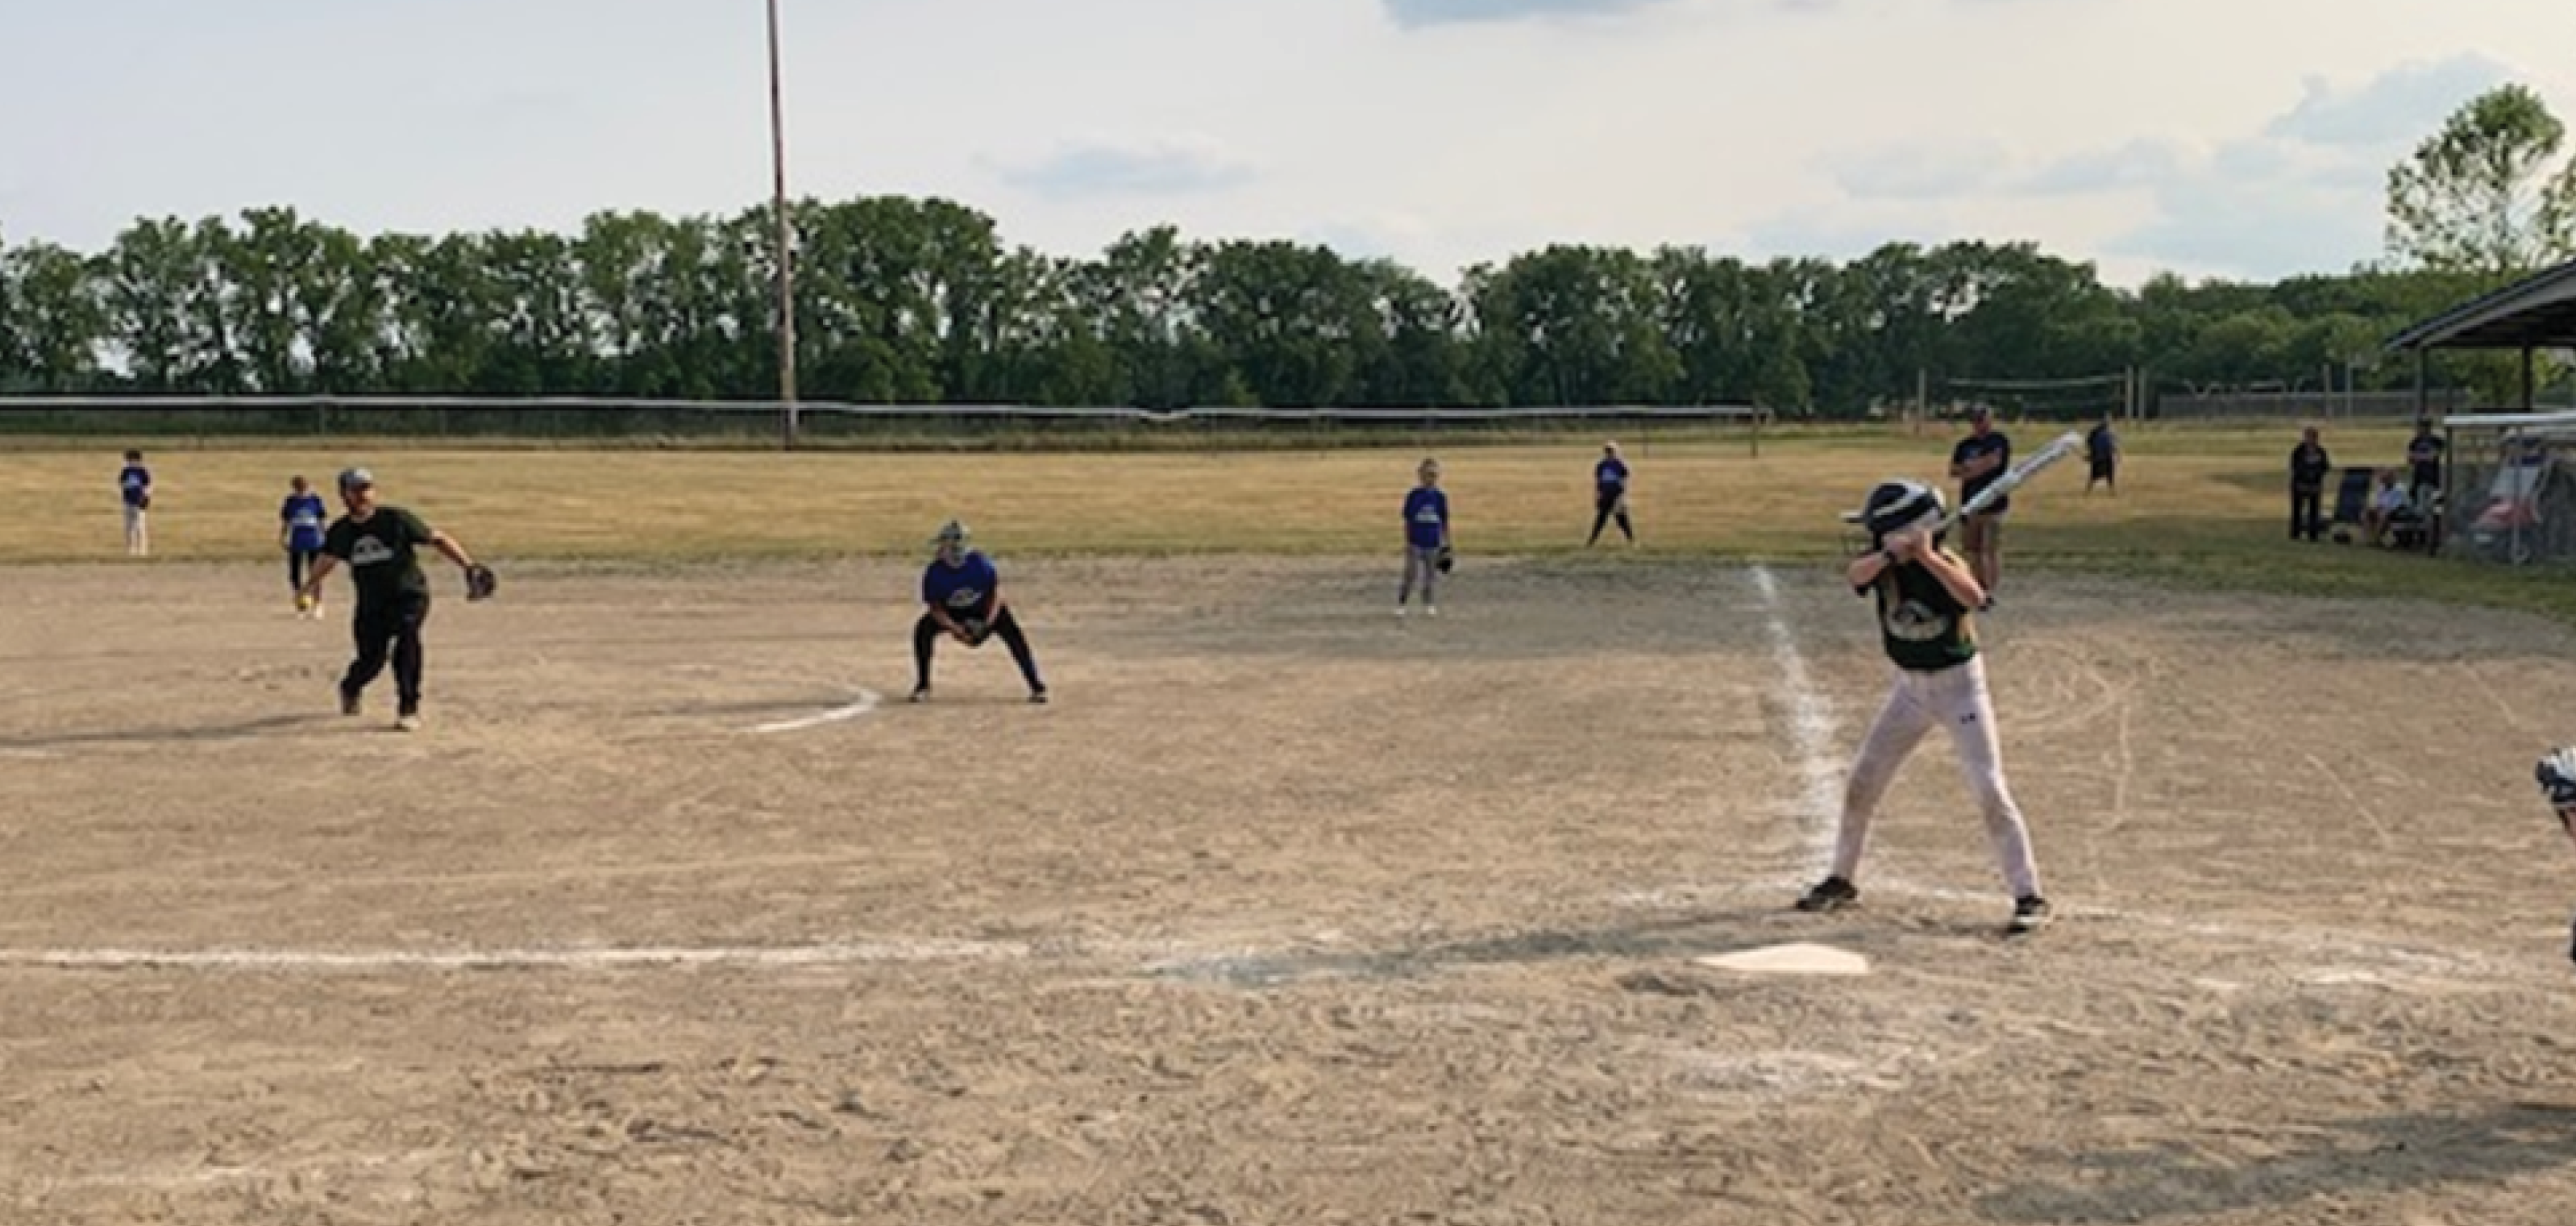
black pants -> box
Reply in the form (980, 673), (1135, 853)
(914, 608), (1043, 693)
(2290, 485), (2324, 540)
(1588, 492), (1633, 544)
(288, 547), (322, 592)
(343, 592), (430, 713)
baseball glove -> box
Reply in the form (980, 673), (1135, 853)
(463, 563), (499, 601)
(956, 617), (989, 646)
(2537, 747), (2576, 833)
(1435, 545), (1454, 575)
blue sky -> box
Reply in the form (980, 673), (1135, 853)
(2, 0), (2571, 287)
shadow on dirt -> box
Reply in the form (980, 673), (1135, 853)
(1975, 1101), (2576, 1222)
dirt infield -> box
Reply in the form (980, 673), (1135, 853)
(6, 557), (2576, 1224)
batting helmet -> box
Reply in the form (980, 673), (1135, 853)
(1859, 480), (1945, 546)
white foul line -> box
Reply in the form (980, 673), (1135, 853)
(1750, 565), (1843, 870)
(0, 937), (1030, 971)
(752, 688), (882, 734)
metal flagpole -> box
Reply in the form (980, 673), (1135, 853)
(767, 0), (800, 449)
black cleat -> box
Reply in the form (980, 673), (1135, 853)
(1795, 876), (1859, 913)
(2008, 895), (2053, 935)
(908, 685), (930, 704)
(1028, 687), (1049, 705)
(339, 688), (362, 717)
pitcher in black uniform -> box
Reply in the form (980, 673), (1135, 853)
(297, 468), (488, 731)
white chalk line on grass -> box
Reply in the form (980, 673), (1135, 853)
(750, 688), (882, 734)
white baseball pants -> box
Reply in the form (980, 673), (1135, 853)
(1828, 655), (2042, 900)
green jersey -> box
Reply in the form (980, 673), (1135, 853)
(323, 507), (435, 609)
(1866, 555), (1977, 672)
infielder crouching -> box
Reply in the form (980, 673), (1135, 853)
(1797, 478), (2052, 934)
(912, 520), (1048, 704)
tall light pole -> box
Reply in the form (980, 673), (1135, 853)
(767, 0), (800, 448)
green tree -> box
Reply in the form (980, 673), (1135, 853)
(2387, 83), (2576, 282)
(0, 239), (106, 390)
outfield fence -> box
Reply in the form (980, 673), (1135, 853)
(0, 397), (1774, 454)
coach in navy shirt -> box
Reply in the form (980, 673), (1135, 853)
(1949, 407), (2011, 601)
(912, 519), (1048, 704)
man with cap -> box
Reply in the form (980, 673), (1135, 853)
(1949, 406), (2012, 602)
(296, 468), (488, 731)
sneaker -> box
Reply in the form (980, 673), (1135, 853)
(1424, 605), (1438, 618)
(908, 685), (930, 704)
(394, 713), (422, 733)
(2009, 896), (2052, 934)
(1395, 606), (1408, 619)
(340, 689), (362, 717)
(1795, 876), (1859, 912)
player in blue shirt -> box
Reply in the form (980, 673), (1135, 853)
(118, 449), (152, 557)
(280, 475), (330, 617)
(1398, 457), (1450, 617)
(1588, 440), (1635, 546)
(912, 519), (1048, 704)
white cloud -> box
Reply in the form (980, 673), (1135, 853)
(1827, 139), (2013, 201)
(2093, 54), (2523, 277)
(1380, 0), (1673, 28)
(988, 135), (1257, 199)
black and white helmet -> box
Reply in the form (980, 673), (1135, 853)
(1859, 480), (1945, 546)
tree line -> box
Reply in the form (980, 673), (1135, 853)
(0, 202), (2492, 416)
(6, 81), (2570, 417)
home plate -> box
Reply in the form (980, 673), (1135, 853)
(1696, 943), (1870, 977)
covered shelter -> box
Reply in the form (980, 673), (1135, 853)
(2385, 257), (2576, 414)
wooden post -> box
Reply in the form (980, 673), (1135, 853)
(767, 0), (800, 450)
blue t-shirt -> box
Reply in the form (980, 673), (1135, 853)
(1952, 431), (2013, 513)
(118, 464), (152, 508)
(1596, 458), (1629, 492)
(1404, 487), (1449, 549)
(923, 551), (1000, 620)
(281, 492), (328, 551)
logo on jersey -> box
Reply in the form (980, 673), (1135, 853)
(1881, 598), (1954, 643)
(351, 537), (395, 567)
(944, 588), (987, 610)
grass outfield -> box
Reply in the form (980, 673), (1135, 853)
(13, 422), (2572, 621)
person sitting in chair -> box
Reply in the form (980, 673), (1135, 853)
(2362, 469), (2408, 547)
